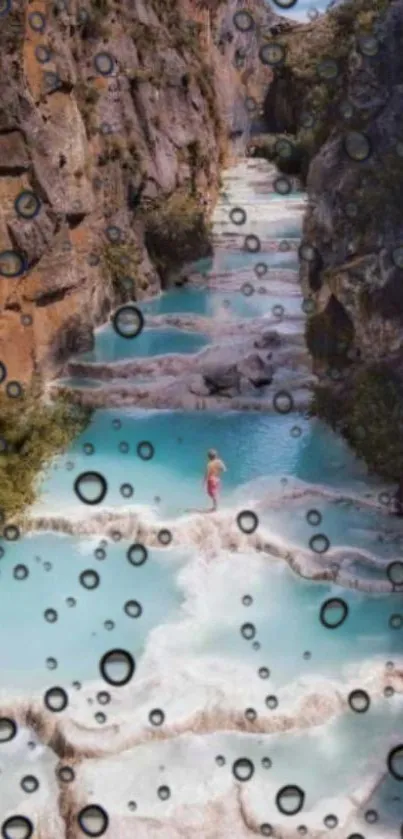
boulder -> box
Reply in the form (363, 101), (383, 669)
(254, 330), (281, 350)
(201, 361), (241, 394)
(238, 354), (274, 388)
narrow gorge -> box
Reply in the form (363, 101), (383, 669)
(1, 1), (403, 838)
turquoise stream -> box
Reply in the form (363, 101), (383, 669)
(1, 159), (402, 833)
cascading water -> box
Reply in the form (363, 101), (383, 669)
(1, 158), (402, 839)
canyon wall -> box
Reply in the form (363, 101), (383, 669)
(256, 0), (403, 480)
(0, 0), (275, 384)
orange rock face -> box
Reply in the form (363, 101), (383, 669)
(0, 0), (274, 385)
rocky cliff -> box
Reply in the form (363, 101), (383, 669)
(0, 0), (275, 385)
(254, 0), (403, 481)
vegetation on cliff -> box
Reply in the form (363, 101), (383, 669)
(312, 364), (403, 481)
(144, 191), (213, 283)
(0, 383), (91, 522)
(257, 0), (391, 180)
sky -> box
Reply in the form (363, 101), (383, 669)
(264, 0), (332, 22)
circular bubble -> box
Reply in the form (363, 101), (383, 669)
(300, 111), (316, 129)
(348, 689), (370, 713)
(77, 805), (109, 837)
(241, 282), (254, 297)
(324, 814), (338, 829)
(392, 247), (403, 269)
(237, 510), (258, 535)
(124, 599), (142, 618)
(13, 564), (29, 581)
(245, 707), (257, 721)
(0, 717), (17, 743)
(357, 33), (379, 56)
(274, 176), (292, 196)
(127, 543), (148, 567)
(320, 597), (349, 629)
(317, 58), (339, 80)
(6, 381), (23, 399)
(44, 686), (68, 712)
(216, 755), (226, 766)
(254, 263), (267, 278)
(259, 43), (285, 66)
(273, 390), (293, 414)
(232, 757), (254, 782)
(106, 225), (122, 244)
(0, 251), (25, 278)
(244, 234), (260, 253)
(95, 547), (106, 561)
(384, 686), (394, 698)
(3, 524), (20, 541)
(104, 620), (115, 631)
(44, 608), (58, 623)
(83, 442), (94, 455)
(120, 482), (134, 498)
(118, 441), (129, 454)
(97, 691), (110, 705)
(241, 622), (256, 640)
(99, 649), (135, 687)
(80, 569), (100, 590)
(158, 529), (172, 546)
(158, 785), (171, 800)
(389, 613), (403, 630)
(57, 765), (75, 783)
(28, 10), (46, 31)
(137, 440), (154, 460)
(276, 785), (305, 816)
(265, 695), (278, 710)
(290, 425), (302, 438)
(299, 243), (320, 263)
(258, 667), (270, 680)
(309, 533), (330, 554)
(242, 594), (253, 606)
(230, 207), (247, 226)
(74, 472), (107, 505)
(275, 138), (294, 160)
(95, 712), (106, 724)
(260, 826), (273, 837)
(233, 10), (254, 31)
(272, 0), (297, 7)
(46, 657), (58, 670)
(365, 809), (378, 823)
(14, 191), (41, 220)
(149, 708), (165, 726)
(387, 560), (403, 587)
(387, 743), (403, 781)
(21, 775), (39, 794)
(272, 304), (284, 319)
(1, 817), (33, 839)
(344, 131), (371, 162)
(112, 305), (144, 339)
(0, 0), (11, 16)
(94, 51), (114, 76)
(35, 44), (51, 64)
(262, 756), (272, 768)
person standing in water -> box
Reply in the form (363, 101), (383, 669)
(204, 449), (226, 512)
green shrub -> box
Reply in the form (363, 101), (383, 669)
(305, 297), (354, 365)
(311, 363), (403, 481)
(0, 386), (90, 522)
(144, 191), (212, 281)
(101, 243), (141, 296)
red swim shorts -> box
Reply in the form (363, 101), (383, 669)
(207, 476), (220, 498)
